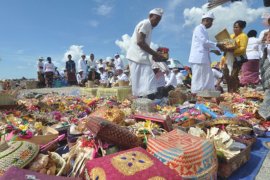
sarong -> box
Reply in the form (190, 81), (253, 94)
(240, 59), (260, 85)
(45, 72), (54, 88)
(67, 72), (77, 85)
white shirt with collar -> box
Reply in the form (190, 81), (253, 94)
(246, 37), (260, 60)
(126, 19), (152, 65)
(188, 24), (217, 64)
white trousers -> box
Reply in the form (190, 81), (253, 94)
(129, 60), (157, 96)
(191, 63), (215, 93)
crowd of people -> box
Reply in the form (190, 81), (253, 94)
(36, 53), (130, 88)
(35, 8), (270, 100)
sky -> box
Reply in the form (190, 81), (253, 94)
(0, 0), (269, 79)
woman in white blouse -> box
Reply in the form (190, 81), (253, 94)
(240, 30), (261, 86)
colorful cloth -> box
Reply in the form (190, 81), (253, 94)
(84, 147), (181, 180)
(240, 59), (260, 85)
(45, 71), (54, 88)
(147, 129), (217, 179)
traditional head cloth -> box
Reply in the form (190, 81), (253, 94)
(152, 63), (160, 69)
(38, 57), (44, 61)
(114, 53), (119, 57)
(98, 64), (104, 69)
(115, 66), (123, 71)
(202, 12), (215, 20)
(90, 65), (96, 70)
(149, 8), (164, 17)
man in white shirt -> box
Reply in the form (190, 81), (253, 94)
(99, 66), (108, 84)
(88, 53), (97, 71)
(126, 8), (165, 99)
(116, 67), (129, 82)
(188, 12), (222, 94)
(114, 54), (124, 70)
(78, 54), (88, 80)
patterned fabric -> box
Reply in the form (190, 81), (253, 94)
(84, 147), (181, 180)
(1, 167), (80, 180)
(147, 129), (217, 180)
(240, 60), (260, 86)
(0, 141), (39, 172)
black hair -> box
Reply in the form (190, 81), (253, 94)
(47, 57), (52, 63)
(234, 20), (246, 29)
(247, 30), (257, 38)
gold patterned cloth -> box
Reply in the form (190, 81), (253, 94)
(83, 147), (181, 180)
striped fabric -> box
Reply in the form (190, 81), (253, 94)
(147, 129), (217, 180)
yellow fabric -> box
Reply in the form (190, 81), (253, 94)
(230, 32), (248, 57)
(97, 87), (132, 101)
(220, 32), (248, 65)
(111, 151), (154, 176)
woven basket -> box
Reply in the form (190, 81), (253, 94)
(0, 93), (16, 106)
(48, 151), (66, 176)
(197, 119), (254, 178)
(86, 116), (142, 149)
(0, 141), (39, 172)
(86, 81), (95, 88)
(118, 80), (129, 87)
(218, 139), (252, 178)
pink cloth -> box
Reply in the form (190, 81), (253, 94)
(240, 59), (260, 85)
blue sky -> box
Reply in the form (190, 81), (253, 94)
(0, 0), (269, 79)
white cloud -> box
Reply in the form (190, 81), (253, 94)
(183, 1), (265, 39)
(115, 34), (160, 56)
(115, 34), (131, 54)
(88, 20), (99, 27)
(96, 4), (112, 16)
(63, 45), (84, 62)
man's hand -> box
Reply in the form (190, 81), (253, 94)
(210, 50), (221, 56)
(153, 53), (166, 62)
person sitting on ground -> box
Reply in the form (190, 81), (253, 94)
(77, 70), (86, 87)
(116, 67), (129, 83)
(165, 68), (177, 88)
(211, 62), (224, 93)
(99, 66), (108, 85)
(88, 66), (101, 85)
(173, 67), (185, 86)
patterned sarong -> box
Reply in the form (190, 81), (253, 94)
(240, 59), (260, 86)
